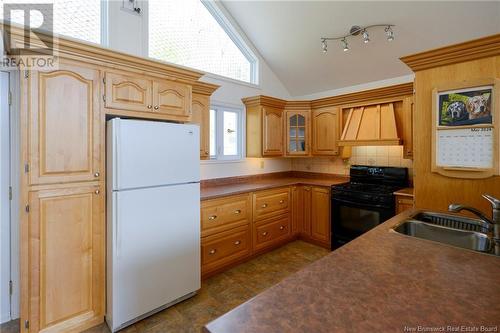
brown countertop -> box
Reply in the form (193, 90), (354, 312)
(394, 187), (414, 197)
(203, 209), (500, 333)
(201, 176), (349, 200)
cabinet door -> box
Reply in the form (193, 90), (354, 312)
(403, 96), (414, 159)
(312, 107), (340, 156)
(301, 186), (312, 236)
(262, 106), (284, 156)
(191, 94), (210, 158)
(310, 187), (331, 244)
(28, 185), (104, 332)
(153, 79), (192, 119)
(29, 65), (101, 185)
(104, 72), (153, 112)
(286, 111), (310, 156)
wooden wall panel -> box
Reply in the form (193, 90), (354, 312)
(414, 56), (500, 215)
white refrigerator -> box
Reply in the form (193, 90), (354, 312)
(106, 118), (200, 332)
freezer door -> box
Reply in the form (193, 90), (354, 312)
(110, 183), (200, 329)
(108, 118), (200, 190)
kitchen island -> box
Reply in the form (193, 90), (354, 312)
(203, 209), (500, 333)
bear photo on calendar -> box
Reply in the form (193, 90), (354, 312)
(438, 87), (492, 126)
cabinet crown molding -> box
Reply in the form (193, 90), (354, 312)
(242, 95), (288, 109)
(192, 81), (220, 96)
(400, 33), (500, 72)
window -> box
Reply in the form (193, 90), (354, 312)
(1, 0), (102, 44)
(209, 105), (243, 160)
(148, 0), (258, 84)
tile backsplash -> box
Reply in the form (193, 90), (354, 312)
(291, 145), (414, 181)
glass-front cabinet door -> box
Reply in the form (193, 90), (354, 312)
(286, 111), (310, 156)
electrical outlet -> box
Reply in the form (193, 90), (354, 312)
(306, 164), (311, 171)
(260, 160), (265, 169)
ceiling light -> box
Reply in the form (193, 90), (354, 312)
(362, 30), (370, 43)
(342, 38), (349, 52)
(385, 26), (394, 41)
(319, 24), (395, 53)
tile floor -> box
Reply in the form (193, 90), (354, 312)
(0, 241), (329, 333)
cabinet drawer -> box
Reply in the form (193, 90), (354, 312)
(253, 188), (290, 221)
(201, 194), (251, 237)
(201, 226), (251, 269)
(254, 215), (291, 251)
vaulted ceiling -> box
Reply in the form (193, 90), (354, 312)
(222, 1), (500, 97)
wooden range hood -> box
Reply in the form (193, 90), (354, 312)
(339, 102), (401, 146)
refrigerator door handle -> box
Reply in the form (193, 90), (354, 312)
(115, 197), (120, 258)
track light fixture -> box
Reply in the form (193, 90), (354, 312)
(385, 25), (394, 41)
(342, 38), (349, 52)
(320, 24), (395, 54)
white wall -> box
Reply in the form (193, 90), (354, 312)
(106, 0), (292, 180)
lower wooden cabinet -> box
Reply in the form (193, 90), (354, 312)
(27, 184), (104, 332)
(201, 185), (332, 277)
(254, 215), (291, 251)
(396, 195), (414, 214)
(201, 225), (251, 274)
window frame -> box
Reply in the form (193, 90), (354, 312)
(144, 0), (259, 85)
(208, 104), (244, 162)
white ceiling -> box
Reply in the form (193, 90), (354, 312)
(221, 1), (500, 97)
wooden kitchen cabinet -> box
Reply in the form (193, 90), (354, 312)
(254, 215), (291, 251)
(285, 111), (310, 156)
(201, 193), (251, 237)
(310, 187), (331, 244)
(396, 195), (414, 214)
(27, 184), (104, 332)
(29, 64), (102, 185)
(299, 186), (331, 248)
(252, 187), (290, 221)
(191, 93), (210, 159)
(312, 106), (341, 156)
(402, 96), (414, 159)
(243, 96), (287, 157)
(105, 72), (192, 121)
(104, 71), (153, 112)
(153, 79), (192, 118)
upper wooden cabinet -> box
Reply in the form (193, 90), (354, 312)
(262, 106), (284, 156)
(29, 64), (101, 185)
(312, 107), (340, 156)
(104, 72), (153, 112)
(153, 80), (192, 117)
(285, 110), (310, 156)
(243, 96), (287, 157)
(104, 72), (193, 121)
(191, 94), (210, 159)
(28, 184), (104, 332)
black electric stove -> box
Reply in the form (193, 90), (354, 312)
(331, 165), (409, 249)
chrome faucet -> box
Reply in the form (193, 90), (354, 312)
(449, 194), (500, 255)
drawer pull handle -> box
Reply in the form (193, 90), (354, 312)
(94, 172), (100, 177)
(261, 203), (268, 208)
(95, 189), (100, 195)
(279, 200), (284, 204)
(279, 225), (285, 230)
(262, 231), (268, 236)
(209, 249), (217, 255)
(154, 105), (159, 110)
(234, 240), (241, 245)
(234, 209), (241, 214)
(208, 215), (217, 220)
(147, 105), (152, 109)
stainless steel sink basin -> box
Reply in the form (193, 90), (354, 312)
(393, 220), (491, 252)
(410, 211), (490, 233)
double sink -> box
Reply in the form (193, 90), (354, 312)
(393, 212), (492, 254)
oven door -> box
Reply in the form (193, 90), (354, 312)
(331, 197), (394, 249)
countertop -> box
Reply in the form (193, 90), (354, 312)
(201, 176), (349, 200)
(394, 187), (414, 197)
(203, 209), (500, 333)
